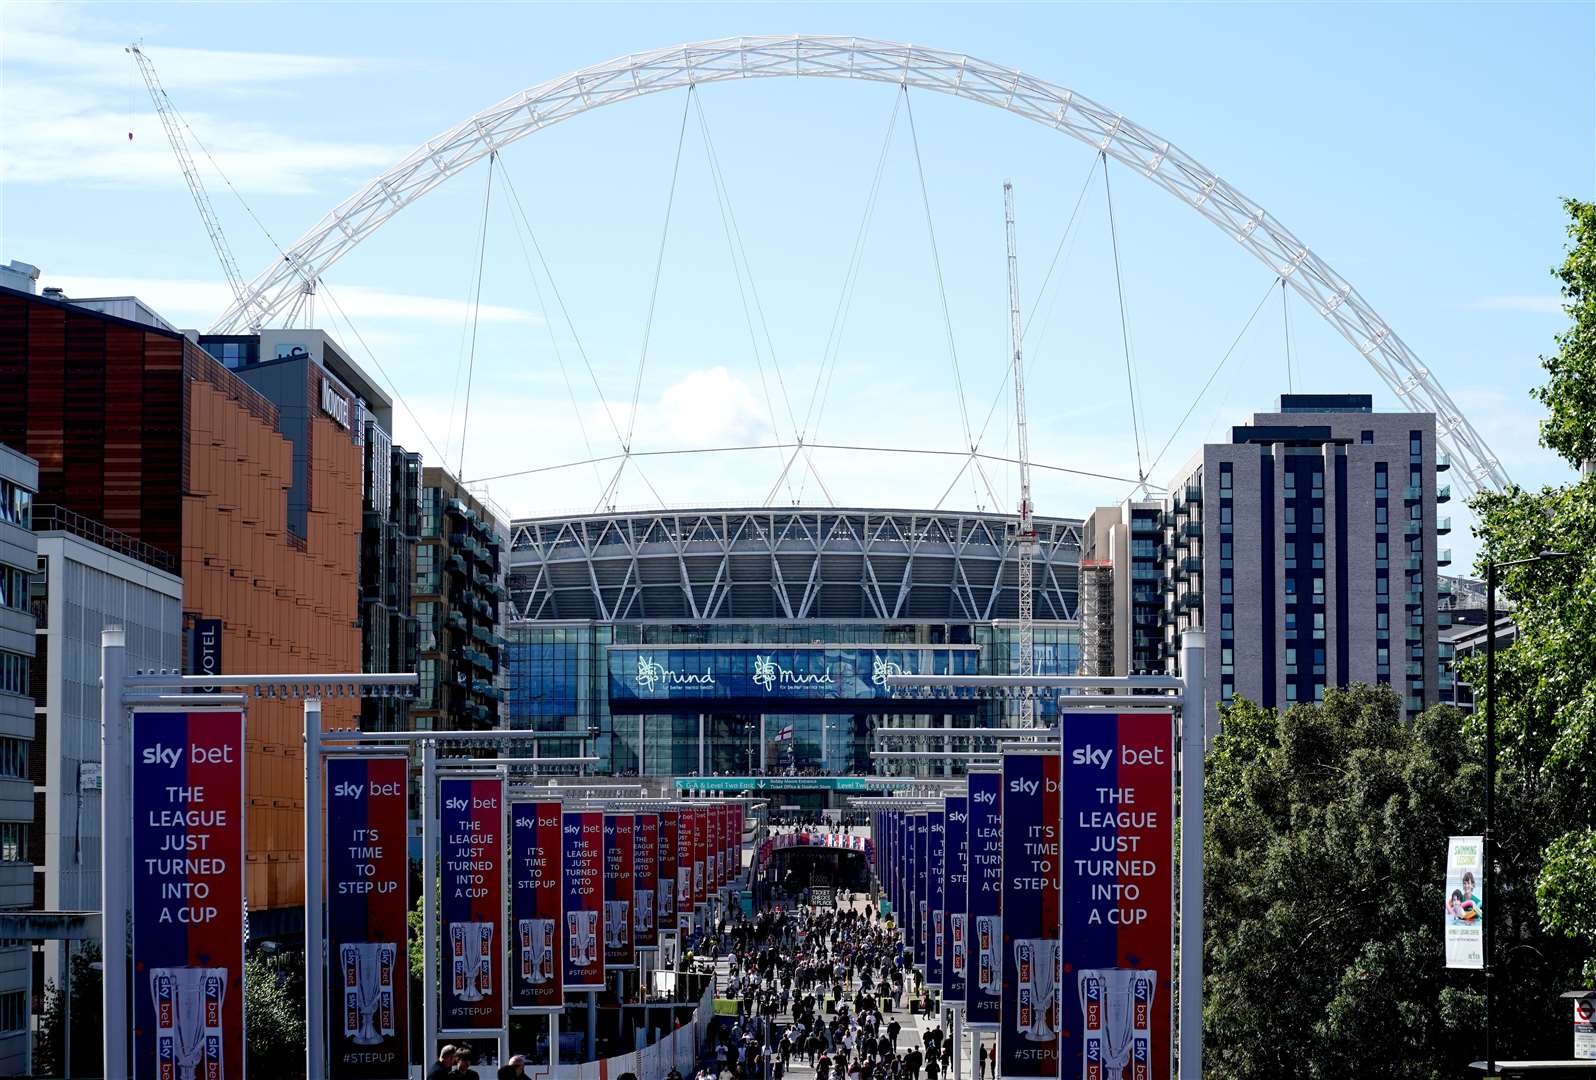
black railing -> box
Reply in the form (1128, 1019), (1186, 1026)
(31, 504), (178, 574)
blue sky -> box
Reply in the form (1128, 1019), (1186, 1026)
(2, 1), (1591, 567)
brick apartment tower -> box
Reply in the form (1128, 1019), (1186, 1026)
(0, 286), (361, 920)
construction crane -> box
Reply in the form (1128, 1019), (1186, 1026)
(127, 44), (264, 330)
(1004, 180), (1037, 729)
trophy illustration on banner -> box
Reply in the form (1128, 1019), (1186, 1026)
(1013, 939), (1061, 1042)
(635, 890), (655, 935)
(340, 942), (397, 1045)
(933, 911), (945, 963)
(449, 922), (494, 1001)
(604, 901), (630, 948)
(567, 910), (599, 965)
(517, 919), (555, 985)
(950, 914), (967, 976)
(660, 880), (675, 920)
(151, 966), (228, 1080)
(974, 916), (1001, 993)
(1077, 969), (1156, 1080)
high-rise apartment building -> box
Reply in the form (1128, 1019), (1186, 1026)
(0, 281), (363, 924)
(0, 445), (36, 1075)
(413, 469), (508, 732)
(1163, 393), (1450, 734)
(1080, 501), (1166, 676)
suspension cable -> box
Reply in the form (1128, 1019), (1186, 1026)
(1146, 276), (1280, 476)
(1282, 278), (1295, 393)
(903, 90), (974, 450)
(457, 150), (496, 479)
(445, 157), (496, 471)
(1101, 152), (1147, 485)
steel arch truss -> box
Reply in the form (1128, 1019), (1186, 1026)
(210, 34), (1509, 499)
(507, 507), (1082, 623)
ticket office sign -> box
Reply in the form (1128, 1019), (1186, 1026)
(999, 753), (1061, 1080)
(603, 814), (636, 969)
(326, 757), (410, 1079)
(561, 811), (605, 990)
(967, 770), (1004, 1027)
(440, 777), (505, 1031)
(131, 710), (247, 1080)
(943, 795), (969, 1009)
(1060, 713), (1174, 1080)
(509, 800), (564, 1012)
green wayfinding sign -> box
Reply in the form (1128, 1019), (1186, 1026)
(673, 776), (885, 793)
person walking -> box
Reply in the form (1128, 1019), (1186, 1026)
(428, 1047), (458, 1080)
(887, 1018), (901, 1051)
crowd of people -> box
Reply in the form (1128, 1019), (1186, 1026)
(692, 900), (987, 1080)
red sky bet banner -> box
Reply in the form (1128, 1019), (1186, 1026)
(326, 757), (410, 1079)
(561, 811), (604, 990)
(1000, 752), (1062, 1080)
(603, 814), (636, 969)
(510, 800), (564, 1011)
(1060, 712), (1174, 1080)
(440, 777), (505, 1030)
(132, 710), (246, 1080)
(634, 813), (660, 949)
(660, 810), (679, 934)
(691, 808), (707, 907)
(674, 808), (693, 933)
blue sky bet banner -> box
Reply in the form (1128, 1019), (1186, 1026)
(326, 757), (409, 1079)
(928, 810), (946, 992)
(509, 800), (564, 1012)
(967, 770), (1003, 1028)
(132, 710), (246, 1080)
(913, 814), (929, 972)
(440, 777), (505, 1031)
(999, 753), (1061, 1079)
(944, 795), (969, 1010)
(561, 811), (604, 990)
(1061, 712), (1175, 1080)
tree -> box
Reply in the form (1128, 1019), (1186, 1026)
(1202, 686), (1486, 1079)
(246, 947), (307, 1079)
(1464, 197), (1596, 984)
(33, 944), (102, 1078)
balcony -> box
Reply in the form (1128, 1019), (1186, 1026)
(1437, 611), (1453, 628)
(1186, 485), (1203, 504)
(1405, 589), (1423, 607)
(1180, 593), (1203, 611)
(1437, 517), (1452, 535)
(1183, 522), (1203, 539)
(1436, 451), (1451, 472)
(1438, 548), (1452, 567)
(1406, 556), (1424, 571)
(1404, 485), (1423, 502)
(445, 553), (466, 575)
(1436, 484), (1451, 503)
(1182, 556), (1203, 574)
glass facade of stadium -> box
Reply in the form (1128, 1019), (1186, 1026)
(503, 509), (1085, 779)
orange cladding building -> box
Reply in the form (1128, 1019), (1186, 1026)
(0, 284), (361, 920)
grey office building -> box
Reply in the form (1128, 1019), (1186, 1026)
(1164, 394), (1452, 734)
(0, 445), (36, 1074)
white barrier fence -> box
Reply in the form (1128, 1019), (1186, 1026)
(539, 984), (714, 1080)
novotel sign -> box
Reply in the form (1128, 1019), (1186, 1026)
(320, 377), (351, 430)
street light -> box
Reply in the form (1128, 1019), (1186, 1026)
(1483, 548), (1571, 1073)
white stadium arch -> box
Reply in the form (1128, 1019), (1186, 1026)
(208, 34), (1509, 498)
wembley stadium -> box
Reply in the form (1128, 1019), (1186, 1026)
(503, 506), (1085, 796)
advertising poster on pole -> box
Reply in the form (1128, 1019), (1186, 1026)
(944, 795), (969, 1009)
(1000, 752), (1061, 1080)
(439, 777), (505, 1031)
(131, 710), (246, 1080)
(660, 809), (679, 939)
(691, 807), (707, 910)
(509, 800), (564, 1012)
(967, 769), (1003, 1027)
(928, 810), (946, 991)
(675, 808), (693, 935)
(634, 812), (660, 950)
(919, 813), (932, 969)
(1443, 835), (1485, 970)
(900, 813), (913, 930)
(326, 756), (410, 1079)
(1060, 712), (1174, 1080)
(561, 810), (605, 991)
(603, 814), (637, 969)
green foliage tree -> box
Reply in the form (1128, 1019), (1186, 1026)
(245, 947), (307, 1079)
(1203, 686), (1485, 1079)
(32, 945), (102, 1078)
(1464, 197), (1596, 984)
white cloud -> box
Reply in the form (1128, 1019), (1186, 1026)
(44, 274), (540, 327)
(0, 10), (403, 193)
(1476, 295), (1564, 315)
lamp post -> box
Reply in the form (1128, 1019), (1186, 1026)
(1483, 548), (1569, 1074)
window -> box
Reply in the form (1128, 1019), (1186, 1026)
(1410, 432), (1424, 461)
(0, 650), (28, 696)
(1285, 611), (1297, 631)
(1221, 576), (1234, 596)
(1410, 503), (1423, 521)
(1377, 611), (1389, 630)
(1312, 542), (1325, 569)
(1377, 577), (1389, 595)
(1312, 506), (1325, 525)
(1312, 470), (1324, 491)
(1285, 506), (1296, 527)
(0, 478), (30, 528)
(1284, 471), (1296, 491)
(1361, 430), (1374, 444)
(0, 737), (24, 779)
(1286, 683), (1298, 702)
(1220, 505), (1232, 525)
(0, 990), (23, 1034)
(1220, 611), (1234, 631)
(0, 821), (26, 862)
(1313, 577), (1325, 596)
(0, 564), (29, 611)
(1376, 506), (1388, 525)
(1375, 470), (1388, 491)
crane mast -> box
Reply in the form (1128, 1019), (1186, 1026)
(1004, 181), (1037, 728)
(127, 45), (262, 330)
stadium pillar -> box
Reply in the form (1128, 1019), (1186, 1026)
(759, 715), (767, 772)
(698, 713), (706, 776)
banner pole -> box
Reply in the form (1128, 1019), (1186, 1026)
(422, 738), (439, 1063)
(99, 628), (128, 1080)
(1177, 628), (1207, 1080)
(304, 697), (326, 1080)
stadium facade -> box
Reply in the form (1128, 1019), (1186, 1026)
(504, 508), (1084, 786)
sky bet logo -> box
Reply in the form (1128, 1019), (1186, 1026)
(445, 797), (468, 812)
(971, 790), (997, 806)
(141, 744), (183, 769)
(140, 743), (233, 767)
(515, 815), (535, 829)
(1072, 745), (1114, 770)
(1009, 777), (1039, 797)
(565, 822), (582, 836)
